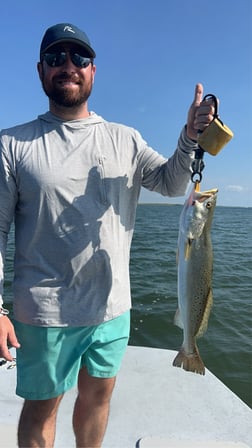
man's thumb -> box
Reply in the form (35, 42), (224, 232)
(8, 327), (21, 349)
(193, 83), (203, 107)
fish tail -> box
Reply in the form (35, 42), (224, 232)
(172, 347), (205, 375)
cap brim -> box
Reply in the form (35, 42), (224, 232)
(41, 38), (96, 58)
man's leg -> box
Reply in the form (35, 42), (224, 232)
(18, 395), (63, 448)
(73, 366), (116, 448)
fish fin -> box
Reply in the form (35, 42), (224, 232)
(196, 288), (213, 338)
(184, 239), (192, 260)
(174, 308), (183, 329)
(173, 346), (205, 375)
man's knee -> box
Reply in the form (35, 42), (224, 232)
(77, 367), (116, 405)
(20, 395), (64, 422)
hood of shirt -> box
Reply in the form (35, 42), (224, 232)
(38, 111), (104, 130)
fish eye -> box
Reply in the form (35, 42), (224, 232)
(206, 201), (212, 209)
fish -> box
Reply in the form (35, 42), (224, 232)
(173, 183), (218, 375)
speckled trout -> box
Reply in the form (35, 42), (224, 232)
(173, 184), (218, 375)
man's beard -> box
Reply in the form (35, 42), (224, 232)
(41, 72), (93, 108)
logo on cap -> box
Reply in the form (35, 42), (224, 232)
(63, 26), (75, 34)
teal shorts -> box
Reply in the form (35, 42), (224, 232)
(14, 311), (130, 400)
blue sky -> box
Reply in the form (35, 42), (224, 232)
(1, 0), (251, 206)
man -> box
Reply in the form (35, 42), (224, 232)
(0, 23), (215, 447)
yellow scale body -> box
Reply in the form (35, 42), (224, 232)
(192, 93), (234, 190)
(198, 117), (233, 156)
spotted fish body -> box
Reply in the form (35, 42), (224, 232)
(173, 185), (218, 375)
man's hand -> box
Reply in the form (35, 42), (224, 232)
(187, 83), (216, 141)
(0, 316), (20, 361)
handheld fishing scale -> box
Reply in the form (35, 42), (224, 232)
(191, 94), (234, 186)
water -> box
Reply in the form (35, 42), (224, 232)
(3, 205), (252, 407)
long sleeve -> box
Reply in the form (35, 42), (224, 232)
(139, 126), (197, 197)
(0, 140), (17, 306)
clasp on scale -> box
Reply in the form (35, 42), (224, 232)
(191, 146), (205, 183)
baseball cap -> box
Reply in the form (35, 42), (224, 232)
(40, 23), (96, 59)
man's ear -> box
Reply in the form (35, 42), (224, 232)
(92, 64), (96, 85)
(37, 62), (43, 81)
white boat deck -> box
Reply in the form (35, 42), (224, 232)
(0, 346), (251, 447)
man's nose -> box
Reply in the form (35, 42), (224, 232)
(61, 52), (76, 70)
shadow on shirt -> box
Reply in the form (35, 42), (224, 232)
(45, 166), (139, 324)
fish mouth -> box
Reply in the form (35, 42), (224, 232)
(188, 184), (218, 206)
(195, 188), (218, 204)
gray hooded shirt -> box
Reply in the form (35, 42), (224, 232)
(0, 112), (196, 326)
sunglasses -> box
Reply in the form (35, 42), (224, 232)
(42, 51), (92, 68)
